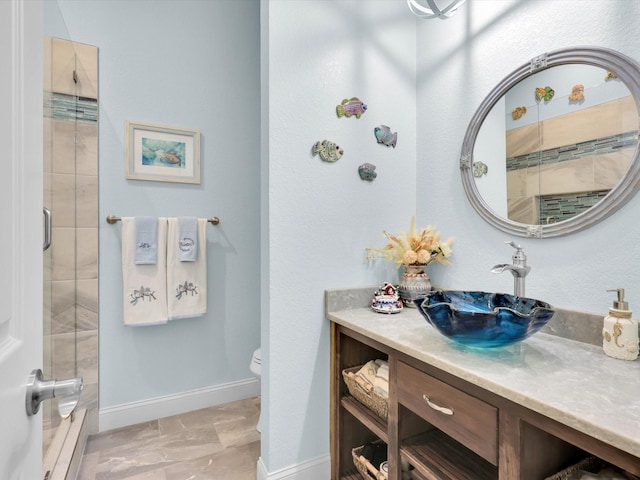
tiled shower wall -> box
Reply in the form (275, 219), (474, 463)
(505, 93), (638, 225)
(506, 132), (636, 223)
(43, 37), (99, 442)
(506, 131), (638, 172)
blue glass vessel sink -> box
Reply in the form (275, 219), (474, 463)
(413, 290), (555, 348)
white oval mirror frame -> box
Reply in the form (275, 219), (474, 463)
(460, 46), (640, 238)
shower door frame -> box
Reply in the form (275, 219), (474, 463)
(42, 34), (99, 479)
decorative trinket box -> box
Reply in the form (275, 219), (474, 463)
(371, 283), (403, 314)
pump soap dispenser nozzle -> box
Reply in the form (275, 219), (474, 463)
(603, 288), (639, 361)
(606, 288), (631, 317)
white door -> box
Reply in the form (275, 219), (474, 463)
(0, 1), (44, 479)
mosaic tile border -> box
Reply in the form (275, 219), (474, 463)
(539, 190), (609, 223)
(44, 91), (98, 123)
(506, 130), (638, 172)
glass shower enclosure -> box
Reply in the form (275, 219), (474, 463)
(42, 33), (99, 478)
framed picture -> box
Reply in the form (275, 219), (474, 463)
(125, 120), (200, 184)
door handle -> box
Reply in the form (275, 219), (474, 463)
(43, 207), (52, 252)
(25, 369), (83, 418)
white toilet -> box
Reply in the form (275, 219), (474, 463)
(249, 348), (262, 432)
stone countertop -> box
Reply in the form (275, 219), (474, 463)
(326, 288), (640, 459)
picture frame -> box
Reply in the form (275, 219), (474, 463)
(125, 120), (200, 184)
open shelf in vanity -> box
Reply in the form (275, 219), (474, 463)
(330, 318), (640, 480)
(331, 326), (389, 479)
(401, 429), (496, 480)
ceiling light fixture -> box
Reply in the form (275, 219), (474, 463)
(406, 0), (467, 19)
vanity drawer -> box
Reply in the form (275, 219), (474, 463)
(396, 360), (498, 465)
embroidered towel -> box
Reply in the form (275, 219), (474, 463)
(356, 360), (378, 389)
(177, 217), (198, 262)
(167, 218), (207, 320)
(373, 362), (389, 398)
(122, 217), (168, 326)
(134, 216), (158, 264)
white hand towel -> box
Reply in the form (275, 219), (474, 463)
(134, 216), (158, 264)
(122, 217), (168, 326)
(167, 218), (207, 320)
(373, 363), (389, 397)
(177, 217), (198, 262)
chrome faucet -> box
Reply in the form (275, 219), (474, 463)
(491, 241), (531, 297)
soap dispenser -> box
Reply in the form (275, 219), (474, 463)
(602, 288), (639, 361)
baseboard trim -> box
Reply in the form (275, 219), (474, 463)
(98, 377), (259, 432)
(257, 454), (331, 480)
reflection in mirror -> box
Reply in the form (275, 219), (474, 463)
(461, 47), (640, 238)
(475, 64), (637, 225)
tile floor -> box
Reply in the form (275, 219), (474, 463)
(77, 397), (261, 480)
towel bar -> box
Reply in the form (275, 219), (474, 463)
(106, 215), (220, 225)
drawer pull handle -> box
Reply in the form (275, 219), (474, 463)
(423, 395), (454, 416)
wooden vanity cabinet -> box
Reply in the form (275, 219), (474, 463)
(396, 359), (498, 464)
(330, 322), (640, 480)
(331, 325), (392, 479)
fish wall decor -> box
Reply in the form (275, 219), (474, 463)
(473, 161), (488, 178)
(511, 106), (527, 120)
(569, 84), (585, 101)
(374, 125), (397, 148)
(336, 97), (367, 119)
(312, 140), (343, 163)
(358, 163), (377, 181)
(534, 86), (555, 102)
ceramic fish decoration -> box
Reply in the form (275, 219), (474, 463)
(358, 163), (377, 181)
(312, 140), (343, 163)
(511, 106), (527, 120)
(336, 97), (367, 119)
(473, 161), (488, 178)
(569, 84), (585, 101)
(534, 86), (555, 102)
(374, 125), (398, 148)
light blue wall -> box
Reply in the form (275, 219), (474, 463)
(53, 0), (261, 408)
(43, 0), (70, 40)
(264, 0), (416, 472)
(417, 0), (640, 312)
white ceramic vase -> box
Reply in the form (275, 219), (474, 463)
(398, 264), (432, 308)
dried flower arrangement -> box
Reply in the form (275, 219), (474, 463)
(366, 216), (454, 268)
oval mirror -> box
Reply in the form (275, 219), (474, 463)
(460, 47), (640, 238)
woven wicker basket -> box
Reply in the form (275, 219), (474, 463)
(352, 444), (387, 480)
(342, 366), (389, 421)
(544, 456), (609, 480)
